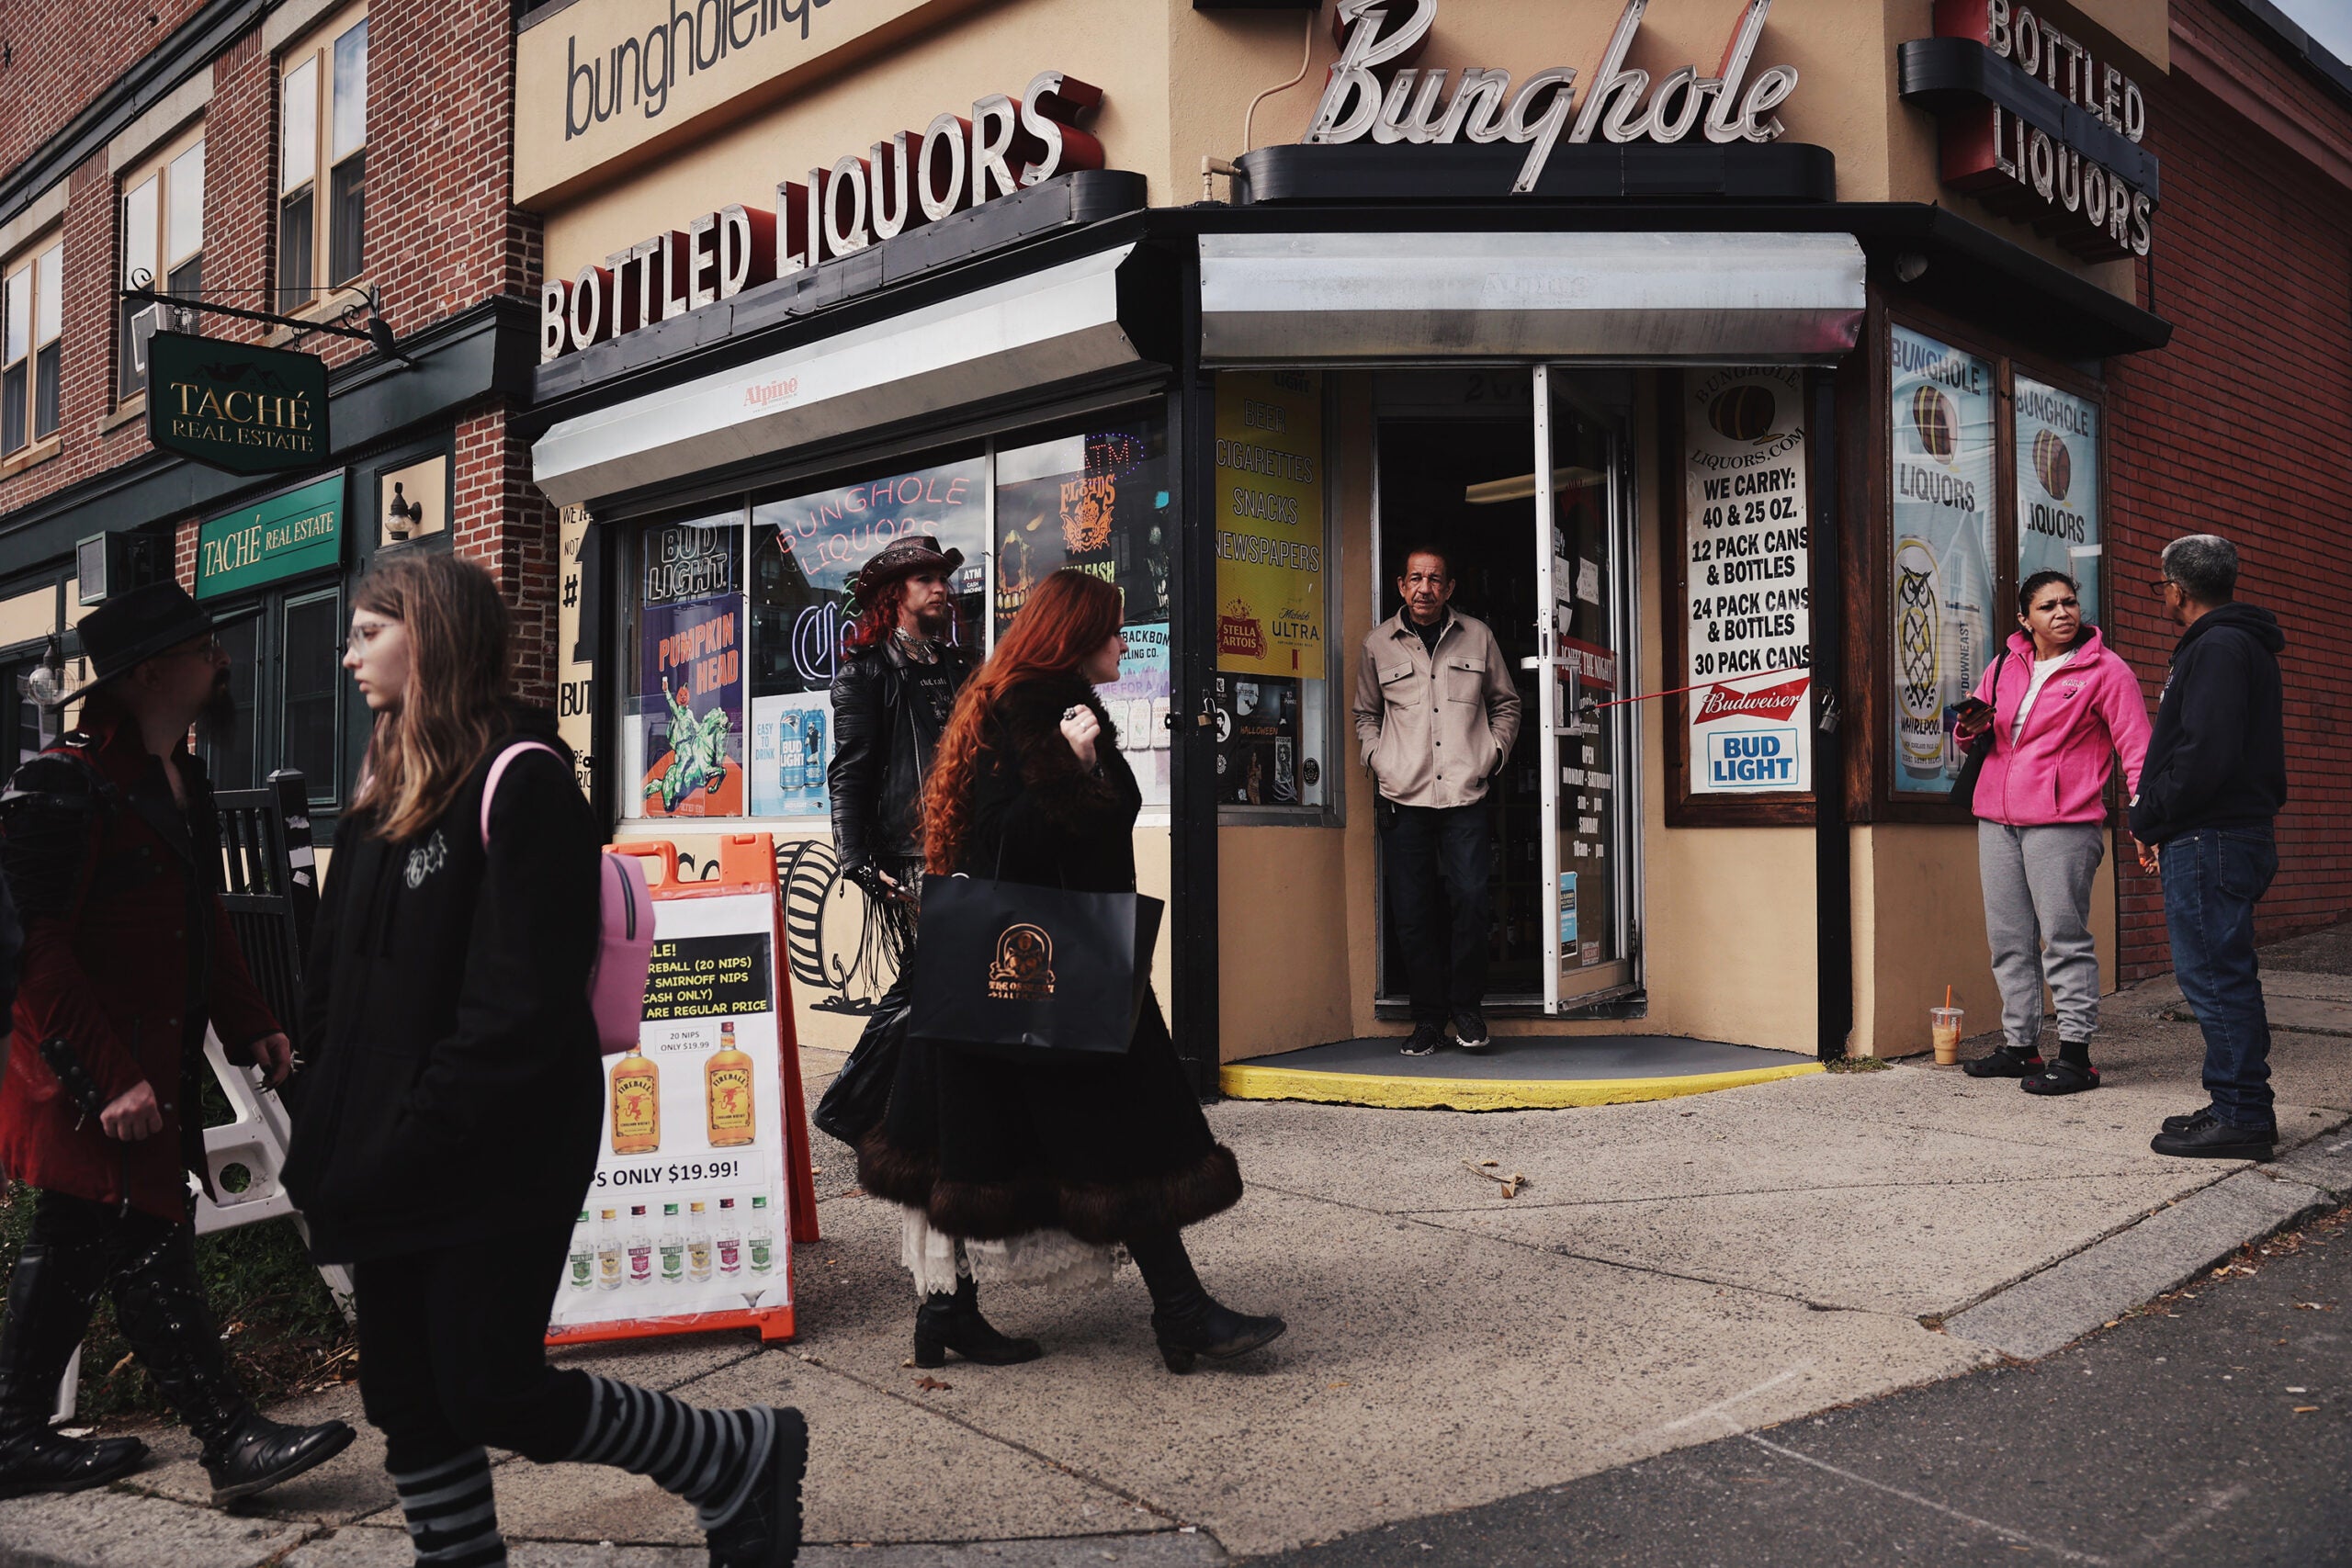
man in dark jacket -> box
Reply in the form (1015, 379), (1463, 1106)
(2130, 536), (2290, 1160)
(0, 583), (352, 1502)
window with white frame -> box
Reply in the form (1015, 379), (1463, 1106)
(119, 130), (205, 400)
(4, 238), (63, 455)
(279, 10), (367, 313)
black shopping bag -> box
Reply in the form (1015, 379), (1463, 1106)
(906, 875), (1163, 1061)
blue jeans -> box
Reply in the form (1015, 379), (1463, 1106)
(1381, 799), (1492, 1025)
(2163, 827), (2279, 1132)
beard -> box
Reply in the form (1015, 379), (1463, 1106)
(195, 670), (238, 745)
(910, 597), (954, 637)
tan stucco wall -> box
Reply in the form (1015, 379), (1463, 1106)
(522, 0), (2160, 303)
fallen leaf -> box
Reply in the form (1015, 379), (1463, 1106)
(1479, 1159), (1499, 1168)
(915, 1375), (952, 1391)
(2295, 1406), (2320, 1414)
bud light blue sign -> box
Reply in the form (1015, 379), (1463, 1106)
(1705, 728), (1801, 789)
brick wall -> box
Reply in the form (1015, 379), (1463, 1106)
(0, 0), (215, 175)
(2106, 0), (2352, 978)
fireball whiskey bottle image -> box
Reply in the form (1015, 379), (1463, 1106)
(611, 1042), (661, 1154)
(686, 1201), (714, 1282)
(594, 1208), (625, 1292)
(706, 1021), (755, 1147)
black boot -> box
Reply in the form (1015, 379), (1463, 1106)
(701, 1407), (808, 1568)
(1128, 1229), (1284, 1375)
(912, 1275), (1043, 1369)
(0, 1240), (148, 1499)
(107, 1225), (354, 1506)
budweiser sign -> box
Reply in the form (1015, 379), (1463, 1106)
(1695, 674), (1810, 725)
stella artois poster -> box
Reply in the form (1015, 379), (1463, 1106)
(1213, 370), (1325, 681)
(1682, 367), (1813, 795)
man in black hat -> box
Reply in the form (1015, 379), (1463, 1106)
(0, 581), (353, 1502)
(819, 537), (1035, 1366)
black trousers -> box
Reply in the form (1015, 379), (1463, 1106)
(1380, 799), (1494, 1024)
(353, 1224), (592, 1476)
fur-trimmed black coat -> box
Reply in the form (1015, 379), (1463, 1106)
(858, 671), (1243, 1246)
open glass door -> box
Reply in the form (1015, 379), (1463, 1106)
(1534, 368), (1636, 1010)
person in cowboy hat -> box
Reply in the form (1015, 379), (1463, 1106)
(0, 581), (354, 1504)
(815, 537), (1035, 1367)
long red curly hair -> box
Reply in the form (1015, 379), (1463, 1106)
(922, 569), (1123, 874)
(842, 577), (909, 649)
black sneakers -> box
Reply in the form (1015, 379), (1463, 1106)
(1453, 1010), (1490, 1051)
(1399, 1021), (1445, 1056)
(2151, 1111), (2274, 1161)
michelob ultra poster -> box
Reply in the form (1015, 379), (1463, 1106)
(551, 888), (794, 1334)
(1213, 370), (1325, 680)
(1681, 367), (1813, 795)
(1888, 328), (1997, 796)
(2013, 376), (2102, 627)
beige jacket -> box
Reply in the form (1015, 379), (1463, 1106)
(1352, 609), (1523, 808)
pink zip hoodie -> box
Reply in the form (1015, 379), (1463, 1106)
(1970, 626), (2153, 827)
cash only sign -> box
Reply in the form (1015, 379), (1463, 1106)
(145, 331), (330, 476)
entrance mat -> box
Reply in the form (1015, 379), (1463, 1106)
(1220, 1034), (1822, 1111)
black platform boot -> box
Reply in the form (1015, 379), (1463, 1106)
(1128, 1230), (1285, 1375)
(0, 1240), (149, 1499)
(913, 1275), (1043, 1369)
(107, 1226), (354, 1506)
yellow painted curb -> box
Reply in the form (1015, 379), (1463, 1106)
(1216, 1059), (1825, 1111)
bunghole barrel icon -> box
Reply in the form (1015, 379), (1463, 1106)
(2032, 427), (2073, 500)
(1894, 536), (1947, 783)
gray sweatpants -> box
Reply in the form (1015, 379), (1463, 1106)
(1978, 819), (2107, 1053)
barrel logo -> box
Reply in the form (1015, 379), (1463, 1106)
(1708, 384), (1778, 444)
(2031, 427), (2072, 500)
(1910, 385), (1957, 461)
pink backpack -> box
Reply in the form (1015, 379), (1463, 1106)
(482, 739), (654, 1055)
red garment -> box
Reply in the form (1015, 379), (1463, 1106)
(0, 720), (279, 1221)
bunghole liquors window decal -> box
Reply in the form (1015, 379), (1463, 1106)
(1888, 327), (1996, 798)
(748, 457), (989, 820)
(2012, 376), (2102, 627)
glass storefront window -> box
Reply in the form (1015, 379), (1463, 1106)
(1888, 327), (1996, 797)
(995, 419), (1173, 808)
(628, 512), (745, 820)
(745, 457), (988, 819)
(2013, 376), (2101, 627)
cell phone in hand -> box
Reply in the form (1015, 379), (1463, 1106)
(1952, 697), (1994, 725)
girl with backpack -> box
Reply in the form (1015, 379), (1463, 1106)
(282, 554), (806, 1568)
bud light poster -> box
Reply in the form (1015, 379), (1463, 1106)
(2013, 376), (2101, 627)
(1889, 328), (1996, 796)
(639, 595), (744, 818)
(748, 692), (831, 818)
(1681, 367), (1813, 796)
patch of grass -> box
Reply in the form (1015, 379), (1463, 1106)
(1823, 1054), (1893, 1074)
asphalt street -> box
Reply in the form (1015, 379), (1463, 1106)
(1249, 1205), (2352, 1567)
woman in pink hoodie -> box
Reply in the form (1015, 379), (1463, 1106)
(1954, 570), (2152, 1094)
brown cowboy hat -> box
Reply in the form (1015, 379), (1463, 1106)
(847, 535), (965, 604)
(32, 581), (259, 709)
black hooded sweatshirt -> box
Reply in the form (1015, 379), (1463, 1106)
(2128, 602), (2288, 846)
(283, 712), (602, 1263)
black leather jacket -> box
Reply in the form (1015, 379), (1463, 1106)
(827, 636), (978, 869)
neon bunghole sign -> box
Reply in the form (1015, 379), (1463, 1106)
(1301, 0), (1802, 193)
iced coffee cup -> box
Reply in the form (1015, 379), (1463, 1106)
(1930, 1006), (1964, 1066)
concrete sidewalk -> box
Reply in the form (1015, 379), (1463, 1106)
(6, 931), (2352, 1567)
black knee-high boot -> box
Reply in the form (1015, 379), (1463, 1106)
(0, 1236), (149, 1498)
(1125, 1229), (1285, 1375)
(913, 1269), (1043, 1369)
(107, 1224), (355, 1505)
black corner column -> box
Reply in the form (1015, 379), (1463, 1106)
(1168, 254), (1222, 1100)
(1810, 367), (1853, 1060)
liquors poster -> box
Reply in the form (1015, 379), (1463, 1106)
(2014, 376), (2102, 627)
(993, 426), (1170, 631)
(1213, 371), (1325, 680)
(1681, 367), (1813, 795)
(1889, 328), (1997, 796)
(550, 888), (796, 1336)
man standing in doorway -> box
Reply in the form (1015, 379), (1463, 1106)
(1354, 545), (1522, 1055)
(2131, 534), (2290, 1160)
(0, 583), (354, 1502)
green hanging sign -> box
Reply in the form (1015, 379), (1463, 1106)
(146, 332), (330, 475)
(196, 472), (345, 600)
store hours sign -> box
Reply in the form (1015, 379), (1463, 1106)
(1683, 368), (1810, 795)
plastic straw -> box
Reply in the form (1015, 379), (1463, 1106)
(1944, 984), (1953, 1011)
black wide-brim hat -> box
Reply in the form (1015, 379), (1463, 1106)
(847, 535), (966, 604)
(38, 581), (261, 709)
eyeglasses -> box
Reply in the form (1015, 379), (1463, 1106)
(2148, 577), (2177, 594)
(165, 636), (223, 660)
(345, 622), (395, 655)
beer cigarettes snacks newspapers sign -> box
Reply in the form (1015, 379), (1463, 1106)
(549, 845), (814, 1344)
(1682, 368), (1811, 795)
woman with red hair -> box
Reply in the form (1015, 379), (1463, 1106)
(859, 570), (1284, 1374)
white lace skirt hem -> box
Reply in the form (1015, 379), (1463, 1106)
(899, 1207), (1122, 1298)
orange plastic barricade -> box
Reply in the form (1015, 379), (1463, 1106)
(547, 834), (819, 1348)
